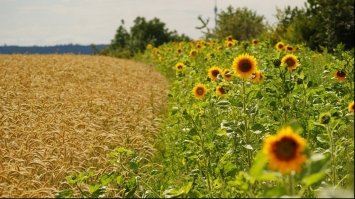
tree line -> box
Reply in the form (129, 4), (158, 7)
(105, 0), (354, 58)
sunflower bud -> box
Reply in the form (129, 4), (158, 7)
(296, 78), (303, 85)
(319, 113), (331, 124)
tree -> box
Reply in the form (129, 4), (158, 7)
(269, 6), (309, 45)
(212, 6), (267, 40)
(272, 0), (354, 50)
(107, 17), (190, 57)
(110, 20), (130, 50)
(305, 0), (354, 50)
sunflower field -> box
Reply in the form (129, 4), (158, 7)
(56, 38), (354, 198)
(139, 38), (354, 198)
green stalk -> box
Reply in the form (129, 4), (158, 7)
(326, 125), (336, 186)
(185, 111), (212, 193)
(242, 80), (252, 168)
(288, 173), (295, 196)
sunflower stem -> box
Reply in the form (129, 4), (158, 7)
(242, 80), (252, 168)
(185, 110), (212, 193)
(326, 125), (336, 186)
(288, 172), (295, 196)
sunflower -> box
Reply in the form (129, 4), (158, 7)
(175, 62), (185, 71)
(215, 86), (227, 96)
(232, 54), (258, 78)
(263, 126), (307, 174)
(334, 70), (346, 81)
(189, 49), (198, 57)
(348, 101), (354, 113)
(192, 83), (208, 100)
(225, 40), (236, 48)
(153, 48), (160, 56)
(196, 43), (203, 49)
(281, 54), (299, 71)
(251, 70), (264, 83)
(285, 45), (294, 52)
(223, 69), (233, 81)
(177, 48), (182, 54)
(146, 43), (153, 50)
(208, 66), (223, 81)
(226, 35), (234, 42)
(251, 39), (258, 45)
(275, 42), (285, 51)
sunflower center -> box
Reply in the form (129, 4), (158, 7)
(196, 87), (205, 96)
(352, 104), (355, 111)
(286, 58), (296, 67)
(212, 70), (220, 77)
(177, 65), (183, 69)
(218, 87), (226, 94)
(287, 47), (293, 51)
(278, 44), (283, 49)
(337, 70), (346, 77)
(239, 60), (252, 72)
(272, 137), (298, 161)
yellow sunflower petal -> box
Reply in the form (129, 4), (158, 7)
(232, 53), (258, 79)
(263, 126), (307, 174)
(281, 54), (299, 71)
(192, 83), (207, 100)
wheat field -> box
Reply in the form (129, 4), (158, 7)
(0, 54), (168, 197)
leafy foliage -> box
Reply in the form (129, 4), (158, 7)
(211, 6), (267, 40)
(270, 0), (354, 50)
(103, 17), (190, 58)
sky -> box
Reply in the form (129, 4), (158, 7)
(0, 0), (307, 46)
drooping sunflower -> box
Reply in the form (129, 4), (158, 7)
(263, 126), (307, 174)
(192, 83), (208, 100)
(189, 49), (198, 57)
(251, 70), (264, 83)
(348, 101), (354, 113)
(232, 54), (258, 78)
(285, 45), (294, 52)
(275, 42), (285, 51)
(175, 62), (185, 71)
(334, 70), (346, 81)
(215, 86), (227, 96)
(208, 66), (223, 81)
(222, 69), (233, 81)
(281, 54), (299, 71)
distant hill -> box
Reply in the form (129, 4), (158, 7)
(0, 44), (108, 54)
